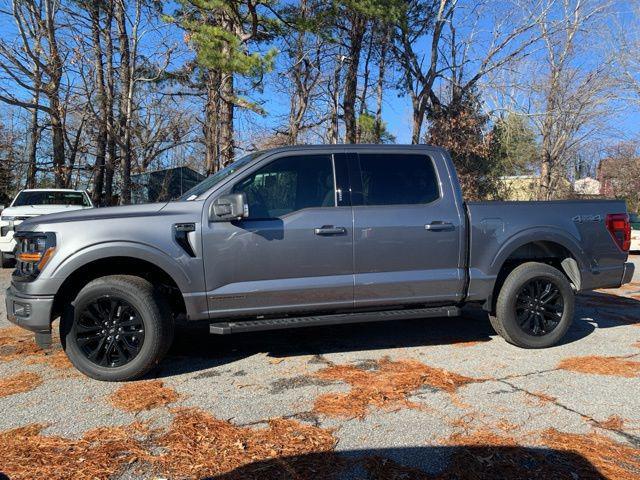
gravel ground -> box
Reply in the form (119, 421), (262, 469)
(1, 259), (639, 479)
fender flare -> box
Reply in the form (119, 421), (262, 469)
(489, 227), (589, 286)
(50, 241), (193, 294)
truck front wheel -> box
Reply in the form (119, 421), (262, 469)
(60, 275), (174, 381)
(489, 262), (575, 348)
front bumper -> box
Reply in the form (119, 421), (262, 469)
(622, 262), (635, 286)
(5, 285), (54, 333)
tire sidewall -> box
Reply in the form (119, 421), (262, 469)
(61, 278), (164, 381)
(498, 264), (575, 348)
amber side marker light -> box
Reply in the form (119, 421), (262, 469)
(16, 247), (56, 269)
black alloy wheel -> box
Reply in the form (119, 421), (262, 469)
(76, 296), (145, 367)
(514, 277), (564, 336)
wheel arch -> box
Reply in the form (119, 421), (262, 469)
(484, 230), (586, 312)
(51, 255), (187, 321)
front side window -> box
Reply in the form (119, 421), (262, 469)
(232, 155), (335, 219)
(358, 154), (439, 206)
(12, 191), (91, 207)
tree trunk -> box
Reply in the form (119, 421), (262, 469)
(26, 89), (40, 188)
(44, 0), (65, 187)
(374, 27), (388, 143)
(204, 70), (221, 174)
(343, 13), (366, 144)
(411, 100), (425, 144)
(89, 1), (107, 204)
(117, 0), (133, 205)
(219, 71), (234, 168)
(329, 50), (342, 144)
(356, 29), (374, 142)
(104, 3), (116, 206)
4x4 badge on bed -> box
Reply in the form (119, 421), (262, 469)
(572, 214), (603, 223)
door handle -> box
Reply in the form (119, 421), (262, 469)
(425, 221), (454, 232)
(314, 225), (347, 236)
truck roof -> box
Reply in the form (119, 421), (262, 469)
(256, 144), (443, 156)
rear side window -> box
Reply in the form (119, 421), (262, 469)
(232, 154), (335, 219)
(358, 154), (439, 206)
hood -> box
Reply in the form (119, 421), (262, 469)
(18, 202), (168, 229)
(1, 204), (89, 219)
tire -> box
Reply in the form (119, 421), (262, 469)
(1, 252), (15, 269)
(60, 275), (174, 381)
(489, 262), (575, 348)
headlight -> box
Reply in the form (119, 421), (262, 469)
(13, 232), (56, 281)
(0, 216), (16, 222)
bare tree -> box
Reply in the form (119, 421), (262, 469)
(0, 0), (66, 186)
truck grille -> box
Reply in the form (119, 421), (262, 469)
(0, 226), (12, 236)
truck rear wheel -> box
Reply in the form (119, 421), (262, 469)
(489, 262), (574, 348)
(60, 275), (174, 381)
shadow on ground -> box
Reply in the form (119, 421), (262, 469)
(205, 445), (608, 480)
(153, 290), (640, 379)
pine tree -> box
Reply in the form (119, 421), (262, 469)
(168, 0), (278, 172)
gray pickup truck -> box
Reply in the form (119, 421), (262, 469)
(5, 145), (635, 381)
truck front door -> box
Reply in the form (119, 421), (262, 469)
(349, 149), (466, 307)
(202, 151), (354, 318)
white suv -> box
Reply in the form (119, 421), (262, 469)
(0, 189), (93, 267)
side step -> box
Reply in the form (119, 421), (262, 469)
(209, 306), (461, 334)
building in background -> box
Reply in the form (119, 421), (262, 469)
(573, 177), (601, 196)
(131, 166), (205, 204)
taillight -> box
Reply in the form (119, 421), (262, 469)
(605, 213), (631, 252)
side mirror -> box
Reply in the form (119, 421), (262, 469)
(210, 193), (248, 222)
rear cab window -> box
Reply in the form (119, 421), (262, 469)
(356, 153), (440, 206)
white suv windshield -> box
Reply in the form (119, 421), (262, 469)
(12, 191), (91, 207)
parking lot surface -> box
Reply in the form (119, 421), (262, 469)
(1, 261), (639, 479)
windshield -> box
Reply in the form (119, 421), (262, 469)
(12, 190), (91, 207)
(178, 153), (260, 201)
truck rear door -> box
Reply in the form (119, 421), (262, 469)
(348, 148), (466, 307)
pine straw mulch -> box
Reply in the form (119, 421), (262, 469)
(0, 408), (339, 480)
(312, 358), (477, 419)
(109, 380), (179, 412)
(0, 371), (42, 398)
(0, 422), (149, 480)
(597, 415), (625, 431)
(0, 326), (44, 361)
(541, 428), (640, 480)
(153, 407), (339, 479)
(557, 355), (640, 378)
(0, 326), (74, 374)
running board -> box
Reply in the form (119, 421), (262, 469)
(209, 306), (461, 334)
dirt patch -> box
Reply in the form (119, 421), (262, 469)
(0, 372), (42, 398)
(0, 423), (148, 480)
(312, 358), (476, 419)
(557, 355), (640, 378)
(541, 428), (640, 480)
(270, 375), (335, 394)
(153, 407), (338, 479)
(109, 380), (179, 412)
